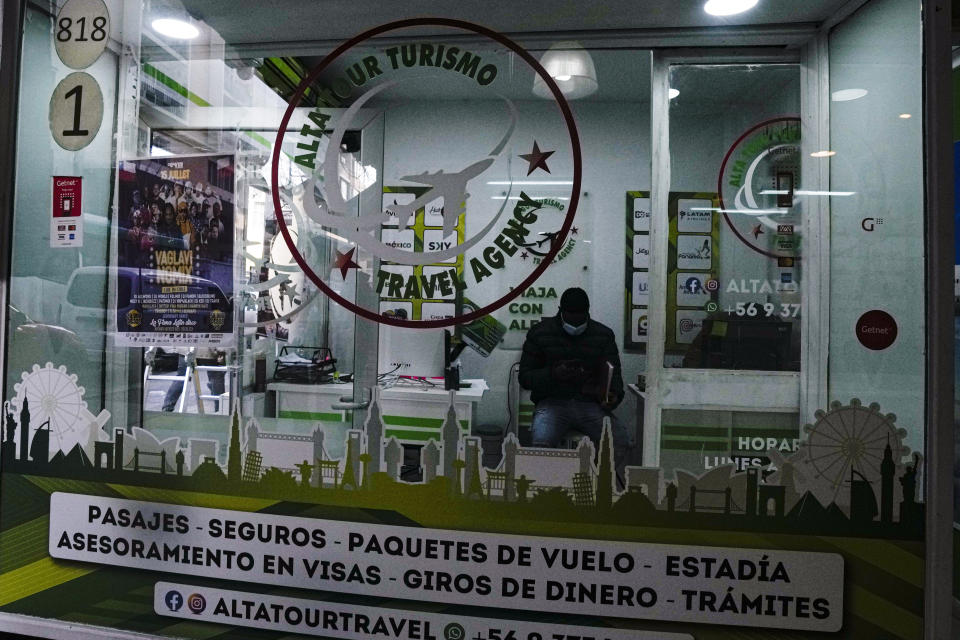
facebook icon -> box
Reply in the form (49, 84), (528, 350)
(165, 590), (183, 612)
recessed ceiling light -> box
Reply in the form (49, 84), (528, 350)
(810, 151), (836, 158)
(761, 189), (855, 196)
(533, 41), (598, 100)
(899, 113), (912, 119)
(831, 88), (868, 102)
(486, 180), (574, 185)
(669, 88), (680, 99)
(704, 0), (759, 17)
(152, 18), (200, 40)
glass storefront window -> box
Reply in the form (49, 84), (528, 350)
(0, 1), (949, 639)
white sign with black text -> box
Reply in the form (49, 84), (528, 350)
(154, 581), (693, 640)
(51, 493), (844, 632)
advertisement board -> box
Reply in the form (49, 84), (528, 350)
(115, 154), (235, 347)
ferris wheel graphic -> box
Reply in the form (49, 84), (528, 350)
(802, 398), (909, 502)
(10, 363), (106, 455)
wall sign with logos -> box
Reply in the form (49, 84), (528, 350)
(50, 176), (83, 248)
(624, 190), (651, 352)
(666, 192), (720, 356)
(378, 186), (466, 322)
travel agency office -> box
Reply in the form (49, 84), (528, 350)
(0, 0), (953, 639)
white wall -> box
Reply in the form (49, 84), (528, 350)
(828, 0), (924, 455)
(380, 96), (651, 429)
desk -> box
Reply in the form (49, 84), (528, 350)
(627, 384), (647, 466)
(268, 379), (488, 443)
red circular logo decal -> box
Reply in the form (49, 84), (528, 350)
(270, 18), (582, 328)
(717, 117), (802, 260)
(855, 310), (898, 351)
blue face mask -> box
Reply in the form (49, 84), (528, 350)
(562, 318), (588, 336)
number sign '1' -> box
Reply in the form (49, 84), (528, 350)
(49, 72), (103, 152)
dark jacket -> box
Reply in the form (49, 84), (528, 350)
(518, 314), (625, 408)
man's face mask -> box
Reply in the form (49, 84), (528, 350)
(561, 311), (588, 336)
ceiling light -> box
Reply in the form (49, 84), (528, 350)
(899, 113), (912, 119)
(760, 189), (855, 196)
(152, 18), (200, 40)
(669, 88), (680, 99)
(831, 88), (868, 102)
(492, 196), (570, 201)
(704, 0), (759, 17)
(486, 180), (573, 186)
(690, 207), (787, 215)
(532, 42), (598, 100)
(810, 151), (836, 158)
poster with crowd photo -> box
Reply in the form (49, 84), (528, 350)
(115, 154), (235, 347)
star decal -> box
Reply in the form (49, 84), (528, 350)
(243, 239), (269, 269)
(333, 248), (360, 279)
(571, 227), (579, 235)
(280, 281), (299, 306)
(519, 141), (555, 176)
(752, 224), (764, 239)
(520, 251), (529, 260)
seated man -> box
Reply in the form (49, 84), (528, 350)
(518, 287), (630, 465)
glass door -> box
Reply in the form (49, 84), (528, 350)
(645, 59), (807, 477)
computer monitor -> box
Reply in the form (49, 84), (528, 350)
(377, 326), (446, 378)
(700, 316), (793, 371)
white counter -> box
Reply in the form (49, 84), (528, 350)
(267, 379), (488, 444)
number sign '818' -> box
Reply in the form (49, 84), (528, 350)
(55, 0), (110, 70)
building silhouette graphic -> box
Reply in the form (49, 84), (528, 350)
(0, 366), (926, 540)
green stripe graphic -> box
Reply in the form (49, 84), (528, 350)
(142, 63), (211, 107)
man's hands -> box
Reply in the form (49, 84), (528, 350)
(552, 360), (585, 382)
(552, 360), (617, 408)
(600, 392), (618, 410)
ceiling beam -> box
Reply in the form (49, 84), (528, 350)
(144, 23), (820, 63)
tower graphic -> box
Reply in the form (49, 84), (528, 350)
(227, 411), (242, 483)
(342, 430), (361, 489)
(463, 436), (483, 498)
(364, 387), (384, 476)
(2, 402), (16, 465)
(595, 419), (614, 510)
(745, 467), (759, 516)
(114, 428), (124, 471)
(880, 437), (895, 523)
(422, 440), (439, 483)
(18, 397), (29, 461)
(384, 437), (402, 480)
(503, 433), (518, 502)
(441, 391), (460, 481)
